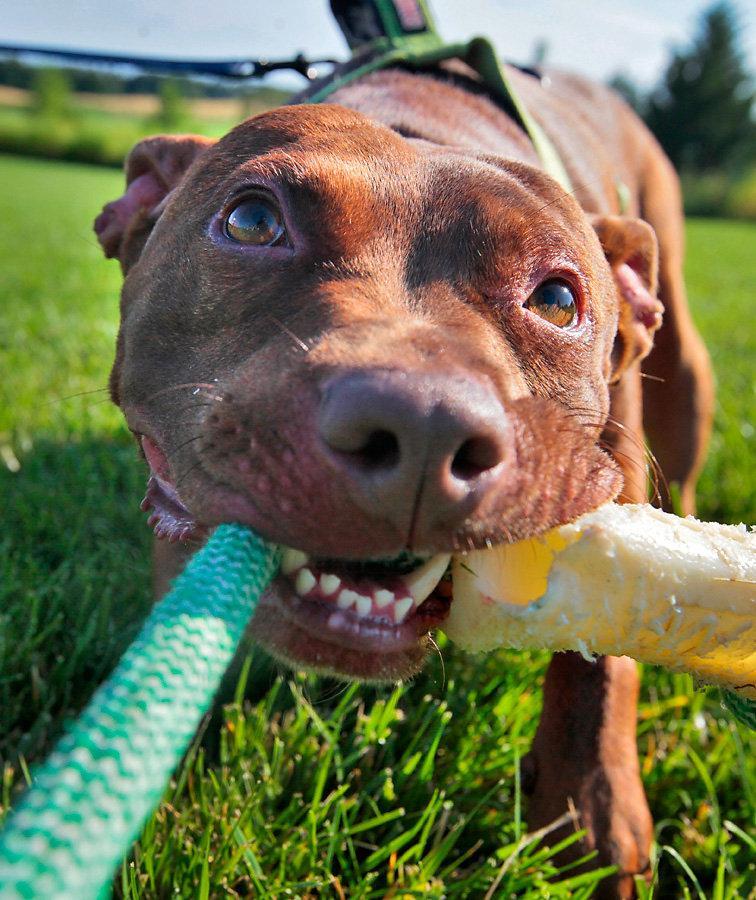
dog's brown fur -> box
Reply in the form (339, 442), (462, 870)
(95, 59), (712, 898)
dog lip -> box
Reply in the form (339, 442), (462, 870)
(269, 582), (441, 651)
(251, 594), (432, 682)
(141, 474), (206, 543)
(140, 435), (206, 542)
(253, 571), (449, 677)
(141, 434), (173, 482)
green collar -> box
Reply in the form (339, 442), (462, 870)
(310, 6), (573, 192)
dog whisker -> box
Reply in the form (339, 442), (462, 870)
(43, 386), (110, 407)
(267, 314), (310, 353)
(535, 173), (609, 215)
(137, 382), (223, 407)
(427, 634), (446, 689)
(173, 453), (208, 494)
(559, 405), (669, 506)
(168, 433), (205, 455)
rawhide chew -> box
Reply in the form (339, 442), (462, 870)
(443, 504), (755, 699)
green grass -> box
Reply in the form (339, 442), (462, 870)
(0, 153), (753, 897)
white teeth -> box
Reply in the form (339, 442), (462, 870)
(337, 589), (359, 610)
(295, 567), (317, 596)
(394, 596), (414, 623)
(354, 595), (372, 618)
(319, 573), (341, 595)
(401, 554), (452, 605)
(282, 548), (308, 575)
(282, 550), (450, 624)
(374, 589), (395, 608)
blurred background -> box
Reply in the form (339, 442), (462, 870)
(2, 0), (755, 217)
(1, 4), (754, 897)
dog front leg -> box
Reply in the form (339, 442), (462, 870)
(524, 652), (652, 899)
(524, 366), (653, 898)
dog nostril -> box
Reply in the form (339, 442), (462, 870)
(451, 435), (503, 480)
(350, 429), (400, 471)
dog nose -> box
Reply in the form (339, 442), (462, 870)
(318, 370), (512, 536)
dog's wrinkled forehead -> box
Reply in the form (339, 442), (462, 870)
(197, 104), (420, 197)
(170, 103), (592, 276)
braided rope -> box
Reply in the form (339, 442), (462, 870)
(0, 524), (278, 899)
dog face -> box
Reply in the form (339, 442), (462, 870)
(96, 104), (661, 681)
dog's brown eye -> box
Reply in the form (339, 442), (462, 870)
(525, 280), (577, 328)
(225, 196), (285, 246)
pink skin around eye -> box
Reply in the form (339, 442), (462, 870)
(522, 277), (584, 333)
(209, 178), (306, 253)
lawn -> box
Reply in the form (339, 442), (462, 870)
(0, 153), (753, 898)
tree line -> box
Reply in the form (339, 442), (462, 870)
(610, 2), (754, 176)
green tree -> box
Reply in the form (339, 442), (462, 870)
(155, 78), (188, 129)
(645, 2), (755, 171)
(31, 68), (72, 119)
(608, 72), (647, 117)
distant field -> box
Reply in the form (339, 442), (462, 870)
(0, 87), (287, 165)
(0, 154), (753, 897)
(0, 84), (259, 119)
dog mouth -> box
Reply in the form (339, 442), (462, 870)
(139, 435), (453, 679)
(253, 548), (453, 680)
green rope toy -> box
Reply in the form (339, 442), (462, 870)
(0, 525), (279, 899)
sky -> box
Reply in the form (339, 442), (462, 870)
(4, 1), (755, 91)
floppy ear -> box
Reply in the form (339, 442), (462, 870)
(591, 215), (664, 383)
(94, 134), (214, 272)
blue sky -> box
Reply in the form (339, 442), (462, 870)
(5, 1), (755, 90)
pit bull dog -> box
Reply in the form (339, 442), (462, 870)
(94, 49), (713, 898)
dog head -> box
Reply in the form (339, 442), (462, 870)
(95, 104), (661, 680)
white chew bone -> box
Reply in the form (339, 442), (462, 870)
(443, 503), (756, 699)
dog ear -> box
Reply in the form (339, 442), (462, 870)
(590, 215), (664, 383)
(94, 134), (214, 272)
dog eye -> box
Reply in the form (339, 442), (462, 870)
(224, 196), (285, 246)
(524, 280), (577, 328)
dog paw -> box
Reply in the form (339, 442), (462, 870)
(523, 749), (652, 898)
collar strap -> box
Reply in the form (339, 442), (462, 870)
(316, 2), (573, 191)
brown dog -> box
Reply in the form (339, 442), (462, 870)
(95, 57), (712, 897)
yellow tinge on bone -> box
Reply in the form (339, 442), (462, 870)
(444, 504), (756, 699)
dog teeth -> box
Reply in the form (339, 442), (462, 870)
(282, 548), (308, 575)
(401, 554), (452, 605)
(354, 595), (372, 618)
(319, 573), (341, 595)
(394, 597), (414, 623)
(374, 589), (395, 608)
(337, 589), (359, 610)
(278, 547), (447, 624)
(295, 567), (317, 596)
